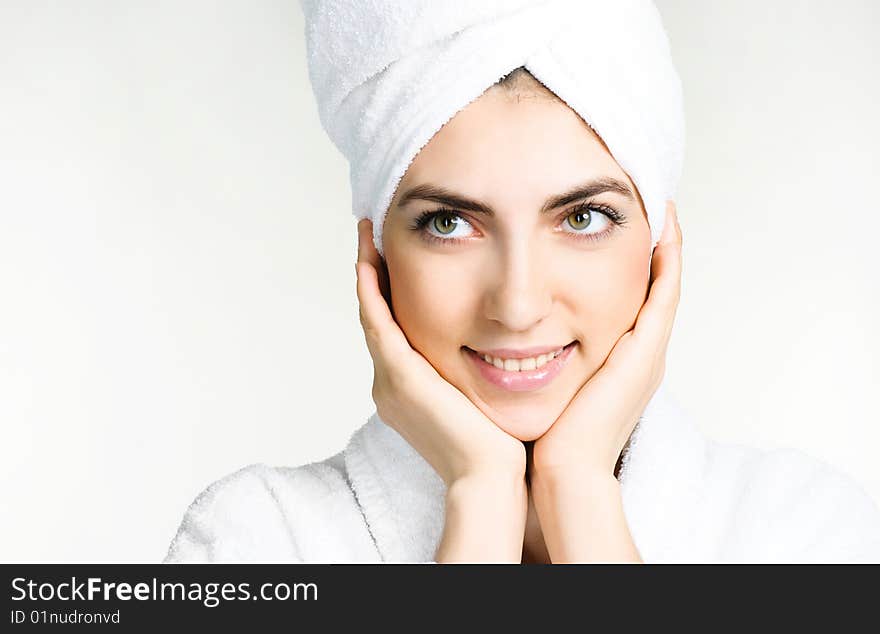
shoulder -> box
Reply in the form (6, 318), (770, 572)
(163, 453), (379, 563)
(705, 441), (880, 562)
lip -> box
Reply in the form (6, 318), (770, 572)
(464, 341), (577, 393)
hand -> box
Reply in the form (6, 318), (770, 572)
(531, 200), (683, 478)
(355, 219), (527, 487)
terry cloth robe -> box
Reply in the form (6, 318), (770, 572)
(162, 383), (880, 563)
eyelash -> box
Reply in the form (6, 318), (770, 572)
(409, 202), (628, 246)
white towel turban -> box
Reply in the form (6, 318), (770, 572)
(299, 0), (685, 258)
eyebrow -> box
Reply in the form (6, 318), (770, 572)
(396, 176), (636, 216)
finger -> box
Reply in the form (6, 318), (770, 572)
(356, 220), (408, 356)
(357, 218), (391, 304)
(635, 201), (682, 347)
(356, 218), (375, 263)
(356, 219), (389, 331)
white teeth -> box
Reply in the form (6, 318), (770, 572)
(480, 347), (565, 372)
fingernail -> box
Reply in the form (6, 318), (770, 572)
(660, 206), (674, 244)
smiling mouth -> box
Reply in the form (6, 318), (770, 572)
(463, 341), (578, 392)
(463, 340), (577, 371)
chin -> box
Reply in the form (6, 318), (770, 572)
(460, 385), (564, 442)
(491, 414), (554, 443)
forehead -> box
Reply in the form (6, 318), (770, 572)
(395, 89), (630, 202)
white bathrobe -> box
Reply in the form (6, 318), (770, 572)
(163, 384), (880, 563)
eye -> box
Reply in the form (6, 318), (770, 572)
(431, 211), (472, 236)
(411, 208), (477, 244)
(565, 208), (611, 233)
(559, 204), (617, 241)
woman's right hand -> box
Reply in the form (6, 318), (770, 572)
(355, 219), (527, 487)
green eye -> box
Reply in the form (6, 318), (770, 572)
(432, 212), (459, 235)
(566, 210), (593, 231)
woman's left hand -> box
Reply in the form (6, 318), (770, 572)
(526, 200), (682, 562)
(531, 200), (683, 479)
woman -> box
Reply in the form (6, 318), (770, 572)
(163, 1), (880, 563)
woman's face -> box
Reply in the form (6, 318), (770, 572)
(381, 87), (652, 441)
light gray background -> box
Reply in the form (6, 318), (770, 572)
(1, 1), (878, 561)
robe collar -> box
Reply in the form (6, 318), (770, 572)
(343, 380), (709, 562)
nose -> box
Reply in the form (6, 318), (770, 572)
(481, 239), (553, 332)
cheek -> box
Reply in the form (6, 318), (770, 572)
(387, 257), (472, 359)
(570, 250), (649, 349)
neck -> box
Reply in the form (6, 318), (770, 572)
(522, 477), (552, 564)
